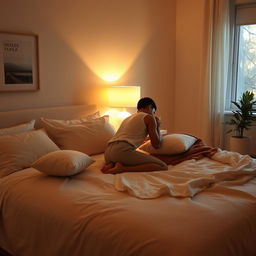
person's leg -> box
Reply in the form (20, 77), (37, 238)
(102, 143), (115, 172)
(104, 161), (167, 174)
(104, 142), (168, 174)
(101, 163), (114, 173)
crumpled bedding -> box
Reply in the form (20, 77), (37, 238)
(1, 153), (256, 256)
(114, 149), (256, 198)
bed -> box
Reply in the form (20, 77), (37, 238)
(0, 104), (256, 256)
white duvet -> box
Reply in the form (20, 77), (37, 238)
(114, 149), (256, 198)
(1, 151), (256, 256)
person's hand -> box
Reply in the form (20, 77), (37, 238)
(155, 116), (161, 127)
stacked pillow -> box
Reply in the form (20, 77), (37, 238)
(0, 119), (35, 136)
(139, 134), (197, 155)
(40, 116), (115, 155)
(36, 111), (101, 127)
(0, 129), (60, 177)
(0, 112), (109, 178)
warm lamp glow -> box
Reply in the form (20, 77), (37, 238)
(56, 2), (151, 85)
(107, 86), (141, 107)
(102, 73), (121, 82)
(117, 111), (131, 119)
(104, 109), (131, 130)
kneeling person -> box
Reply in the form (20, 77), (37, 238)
(102, 97), (168, 174)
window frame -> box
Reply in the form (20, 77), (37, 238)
(226, 3), (256, 111)
(228, 25), (240, 111)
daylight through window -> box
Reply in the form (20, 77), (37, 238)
(228, 4), (256, 109)
(236, 24), (256, 100)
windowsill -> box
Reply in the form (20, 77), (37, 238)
(224, 110), (233, 115)
(224, 110), (256, 116)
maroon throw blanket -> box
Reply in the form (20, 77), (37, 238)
(151, 139), (218, 165)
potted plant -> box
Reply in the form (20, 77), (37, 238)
(228, 90), (256, 155)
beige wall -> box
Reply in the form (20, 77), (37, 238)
(2, 0), (255, 150)
(0, 0), (211, 140)
(174, 0), (208, 142)
(0, 0), (175, 131)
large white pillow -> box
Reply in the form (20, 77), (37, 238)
(37, 111), (100, 127)
(31, 150), (94, 176)
(139, 134), (197, 155)
(40, 116), (115, 155)
(0, 120), (35, 136)
(0, 129), (60, 178)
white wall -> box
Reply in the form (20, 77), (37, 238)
(0, 0), (175, 131)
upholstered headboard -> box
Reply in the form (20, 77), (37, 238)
(0, 104), (97, 128)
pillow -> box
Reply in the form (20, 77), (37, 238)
(139, 134), (197, 155)
(40, 116), (115, 155)
(31, 150), (94, 176)
(0, 120), (35, 136)
(37, 111), (100, 127)
(0, 129), (60, 178)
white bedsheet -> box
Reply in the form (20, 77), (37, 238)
(114, 150), (256, 198)
(1, 153), (256, 256)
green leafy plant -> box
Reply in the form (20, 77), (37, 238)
(228, 90), (256, 138)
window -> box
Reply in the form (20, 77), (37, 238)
(228, 4), (256, 109)
(235, 24), (256, 100)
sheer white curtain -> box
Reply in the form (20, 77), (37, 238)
(202, 0), (234, 147)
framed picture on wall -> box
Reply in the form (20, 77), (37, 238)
(0, 32), (39, 92)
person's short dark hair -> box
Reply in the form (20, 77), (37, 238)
(137, 97), (157, 111)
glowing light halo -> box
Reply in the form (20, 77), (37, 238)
(101, 73), (122, 82)
(58, 35), (149, 83)
(103, 109), (132, 130)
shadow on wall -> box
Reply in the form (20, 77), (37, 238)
(45, 0), (158, 110)
(49, 0), (174, 133)
(50, 0), (152, 84)
(0, 0), (175, 132)
(0, 27), (104, 111)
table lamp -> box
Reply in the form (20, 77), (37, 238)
(105, 86), (141, 130)
(107, 86), (141, 108)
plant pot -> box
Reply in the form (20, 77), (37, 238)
(229, 136), (251, 155)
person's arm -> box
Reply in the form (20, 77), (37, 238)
(144, 114), (162, 149)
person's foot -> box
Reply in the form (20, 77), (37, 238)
(101, 163), (114, 173)
(105, 162), (123, 174)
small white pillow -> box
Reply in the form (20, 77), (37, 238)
(31, 150), (95, 176)
(0, 129), (60, 178)
(40, 116), (115, 155)
(139, 134), (197, 155)
(0, 120), (35, 136)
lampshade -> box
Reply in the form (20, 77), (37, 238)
(107, 86), (140, 107)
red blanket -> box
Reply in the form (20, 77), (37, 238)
(151, 139), (218, 165)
